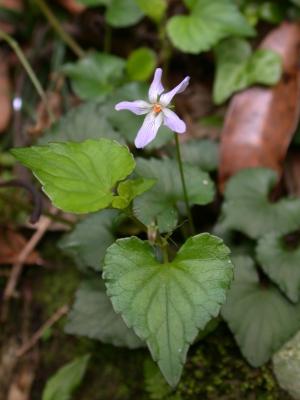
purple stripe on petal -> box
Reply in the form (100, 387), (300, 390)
(160, 76), (190, 106)
(134, 112), (163, 148)
(115, 100), (151, 115)
(163, 108), (186, 133)
(148, 68), (164, 103)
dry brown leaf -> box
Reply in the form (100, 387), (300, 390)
(0, 53), (12, 133)
(218, 22), (300, 191)
(0, 227), (41, 265)
(57, 0), (85, 14)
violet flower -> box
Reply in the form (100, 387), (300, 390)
(115, 68), (190, 148)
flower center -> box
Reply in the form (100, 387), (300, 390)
(153, 103), (162, 114)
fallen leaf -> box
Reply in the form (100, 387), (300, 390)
(57, 0), (85, 14)
(218, 22), (300, 191)
(0, 53), (12, 133)
(0, 227), (41, 265)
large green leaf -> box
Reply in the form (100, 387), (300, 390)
(11, 139), (135, 213)
(103, 234), (234, 386)
(166, 0), (254, 54)
(126, 47), (157, 81)
(256, 232), (300, 302)
(222, 255), (300, 367)
(59, 210), (118, 272)
(42, 354), (90, 400)
(62, 52), (125, 100)
(134, 158), (215, 232)
(106, 0), (144, 27)
(65, 280), (144, 348)
(213, 38), (282, 104)
(135, 0), (167, 22)
(220, 168), (300, 239)
(39, 102), (122, 145)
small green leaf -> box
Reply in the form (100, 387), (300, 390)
(166, 0), (255, 54)
(11, 139), (135, 213)
(39, 102), (123, 145)
(106, 0), (144, 27)
(135, 0), (167, 22)
(213, 38), (282, 104)
(273, 330), (300, 400)
(112, 178), (156, 209)
(220, 168), (300, 239)
(126, 47), (157, 81)
(222, 255), (300, 367)
(256, 232), (300, 302)
(65, 279), (144, 348)
(134, 158), (215, 232)
(103, 234), (234, 386)
(59, 210), (118, 271)
(42, 354), (90, 400)
(168, 139), (219, 172)
(62, 52), (125, 100)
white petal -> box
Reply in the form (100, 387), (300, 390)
(115, 100), (151, 115)
(163, 108), (186, 133)
(160, 76), (190, 106)
(135, 112), (163, 149)
(148, 68), (164, 103)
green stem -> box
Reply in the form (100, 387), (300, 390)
(104, 24), (112, 53)
(0, 29), (54, 123)
(174, 133), (195, 235)
(34, 0), (85, 59)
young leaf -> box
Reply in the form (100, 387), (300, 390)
(39, 102), (123, 145)
(112, 178), (156, 209)
(65, 280), (144, 348)
(213, 38), (282, 104)
(11, 139), (135, 213)
(135, 0), (167, 22)
(126, 47), (157, 81)
(134, 158), (215, 232)
(166, 0), (255, 54)
(220, 168), (300, 239)
(222, 255), (300, 367)
(103, 234), (234, 386)
(256, 232), (300, 302)
(42, 354), (90, 400)
(62, 52), (125, 100)
(106, 0), (144, 27)
(59, 210), (118, 272)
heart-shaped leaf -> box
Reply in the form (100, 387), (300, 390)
(59, 210), (118, 272)
(106, 0), (144, 27)
(213, 38), (282, 104)
(256, 232), (300, 302)
(11, 139), (135, 213)
(166, 0), (254, 54)
(39, 102), (123, 145)
(133, 158), (215, 232)
(222, 255), (300, 367)
(103, 234), (234, 386)
(220, 168), (300, 239)
(62, 52), (125, 100)
(126, 47), (157, 81)
(65, 279), (144, 348)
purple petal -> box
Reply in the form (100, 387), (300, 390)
(148, 68), (164, 103)
(163, 108), (186, 133)
(115, 100), (151, 115)
(135, 112), (163, 148)
(160, 76), (190, 106)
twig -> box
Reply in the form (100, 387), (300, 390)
(34, 0), (85, 58)
(3, 215), (53, 302)
(17, 304), (69, 358)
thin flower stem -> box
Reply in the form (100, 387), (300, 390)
(0, 29), (54, 123)
(174, 133), (195, 235)
(34, 0), (85, 59)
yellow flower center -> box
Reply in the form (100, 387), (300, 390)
(153, 103), (162, 114)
